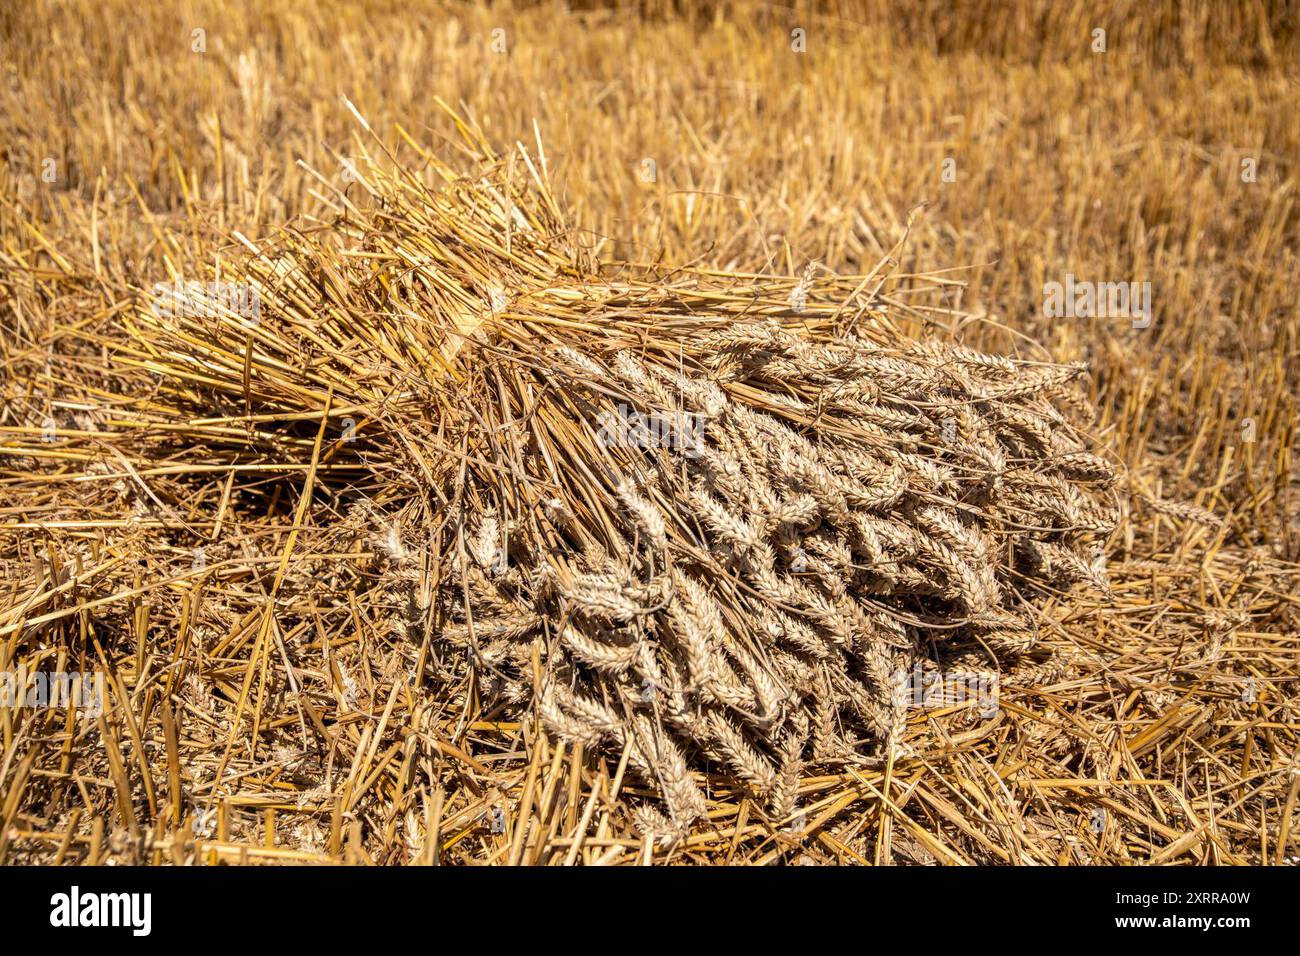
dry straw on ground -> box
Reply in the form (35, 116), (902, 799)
(1, 0), (1297, 865)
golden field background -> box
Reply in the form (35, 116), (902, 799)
(0, 0), (1297, 864)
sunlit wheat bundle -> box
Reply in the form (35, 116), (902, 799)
(97, 107), (1118, 841)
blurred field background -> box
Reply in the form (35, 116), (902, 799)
(1, 0), (1297, 864)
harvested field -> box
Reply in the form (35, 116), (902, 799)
(0, 0), (1297, 866)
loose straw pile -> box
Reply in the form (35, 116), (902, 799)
(123, 109), (1118, 839)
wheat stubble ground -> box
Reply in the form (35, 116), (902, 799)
(0, 1), (1297, 865)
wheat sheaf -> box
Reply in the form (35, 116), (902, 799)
(129, 107), (1118, 842)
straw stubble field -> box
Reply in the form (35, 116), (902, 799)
(0, 1), (1297, 865)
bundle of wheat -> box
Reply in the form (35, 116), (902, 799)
(104, 108), (1116, 840)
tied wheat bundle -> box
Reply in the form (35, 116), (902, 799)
(119, 108), (1118, 841)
